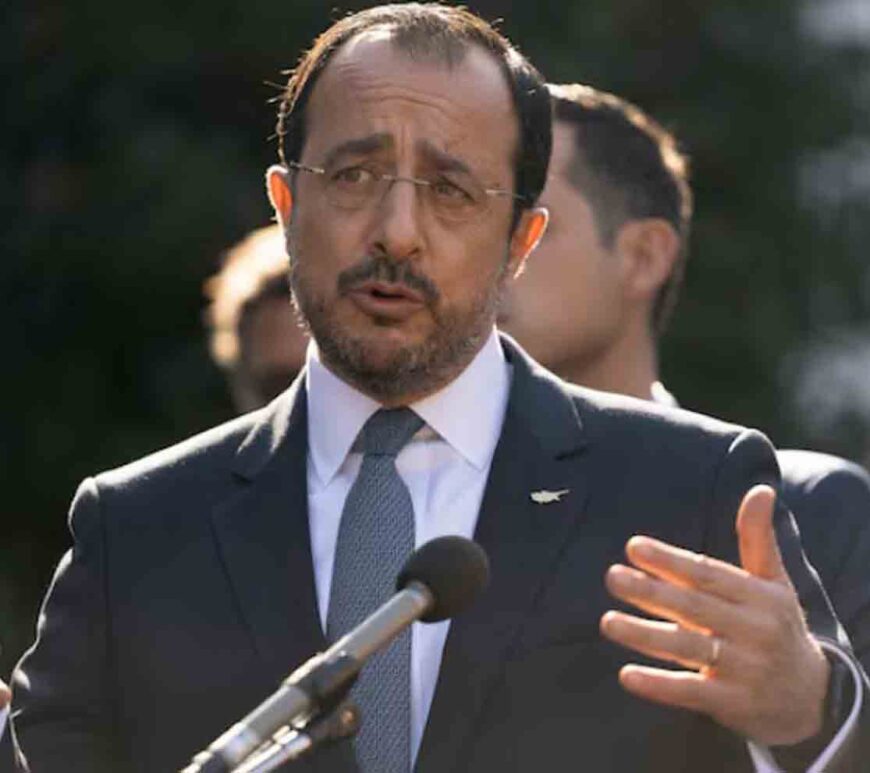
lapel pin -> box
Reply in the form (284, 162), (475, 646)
(530, 489), (570, 504)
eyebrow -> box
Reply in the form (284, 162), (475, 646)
(418, 140), (474, 177)
(320, 133), (393, 170)
(318, 134), (479, 178)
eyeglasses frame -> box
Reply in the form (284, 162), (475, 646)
(283, 160), (527, 213)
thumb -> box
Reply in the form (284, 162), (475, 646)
(736, 484), (788, 582)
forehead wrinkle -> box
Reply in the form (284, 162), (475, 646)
(344, 77), (513, 174)
(310, 38), (517, 177)
(334, 59), (471, 129)
(330, 39), (513, 129)
(416, 139), (474, 175)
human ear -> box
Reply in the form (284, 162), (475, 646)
(265, 165), (294, 226)
(508, 207), (549, 278)
(615, 218), (680, 300)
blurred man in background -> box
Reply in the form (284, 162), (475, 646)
(205, 224), (308, 413)
(499, 83), (870, 674)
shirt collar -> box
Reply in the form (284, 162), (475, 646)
(651, 381), (679, 407)
(305, 328), (510, 485)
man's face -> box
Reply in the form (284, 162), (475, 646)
(278, 33), (532, 402)
(499, 120), (628, 377)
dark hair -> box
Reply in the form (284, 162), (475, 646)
(276, 3), (552, 224)
(549, 84), (692, 335)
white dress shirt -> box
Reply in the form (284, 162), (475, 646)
(305, 328), (510, 763)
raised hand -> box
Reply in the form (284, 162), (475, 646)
(600, 484), (830, 746)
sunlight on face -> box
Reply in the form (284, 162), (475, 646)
(286, 32), (522, 403)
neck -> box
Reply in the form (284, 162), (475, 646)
(313, 327), (497, 408)
(558, 325), (659, 402)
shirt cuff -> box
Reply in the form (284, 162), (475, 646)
(0, 705), (7, 742)
(746, 640), (863, 772)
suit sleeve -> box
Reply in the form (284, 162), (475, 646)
(707, 430), (870, 772)
(784, 462), (870, 672)
(11, 478), (118, 772)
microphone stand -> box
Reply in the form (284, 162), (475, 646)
(183, 537), (489, 772)
(181, 653), (361, 773)
(233, 700), (361, 773)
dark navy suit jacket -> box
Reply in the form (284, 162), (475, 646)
(778, 449), (870, 673)
(11, 339), (870, 771)
(657, 388), (870, 677)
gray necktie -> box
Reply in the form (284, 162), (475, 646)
(327, 407), (424, 773)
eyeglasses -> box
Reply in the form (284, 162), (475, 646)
(285, 160), (525, 224)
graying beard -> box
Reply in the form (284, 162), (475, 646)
(289, 260), (506, 402)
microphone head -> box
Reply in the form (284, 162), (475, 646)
(396, 536), (490, 623)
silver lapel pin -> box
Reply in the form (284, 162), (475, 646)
(530, 489), (570, 504)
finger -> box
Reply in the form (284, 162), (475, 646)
(605, 564), (761, 638)
(618, 664), (737, 715)
(0, 680), (9, 708)
(736, 484), (788, 582)
(626, 536), (755, 604)
(601, 611), (737, 674)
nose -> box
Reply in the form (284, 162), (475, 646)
(371, 178), (424, 262)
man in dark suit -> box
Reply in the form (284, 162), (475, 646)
(12, 6), (870, 772)
(499, 83), (870, 679)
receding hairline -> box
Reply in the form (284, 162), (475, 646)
(315, 27), (516, 109)
(298, 29), (521, 177)
(330, 22), (475, 69)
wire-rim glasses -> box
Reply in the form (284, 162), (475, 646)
(285, 160), (525, 224)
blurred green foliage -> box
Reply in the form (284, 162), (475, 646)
(2, 0), (869, 676)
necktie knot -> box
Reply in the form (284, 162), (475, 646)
(359, 408), (424, 457)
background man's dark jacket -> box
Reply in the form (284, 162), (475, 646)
(658, 390), (870, 676)
(779, 449), (870, 672)
(11, 340), (870, 771)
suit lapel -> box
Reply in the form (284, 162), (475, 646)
(210, 379), (360, 772)
(416, 339), (590, 773)
(210, 376), (325, 680)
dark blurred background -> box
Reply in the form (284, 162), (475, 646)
(3, 0), (869, 677)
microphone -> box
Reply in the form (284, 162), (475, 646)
(181, 536), (490, 773)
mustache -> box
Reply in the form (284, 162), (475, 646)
(337, 255), (440, 305)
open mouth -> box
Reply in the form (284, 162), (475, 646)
(359, 281), (424, 302)
(348, 281), (426, 320)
